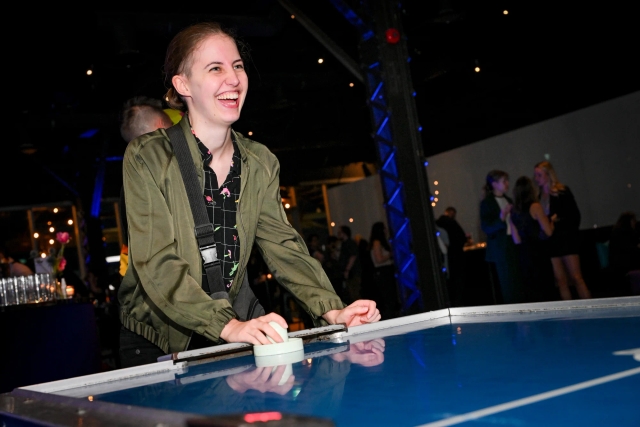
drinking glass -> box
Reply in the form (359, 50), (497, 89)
(24, 275), (39, 303)
(2, 278), (17, 305)
(35, 273), (54, 302)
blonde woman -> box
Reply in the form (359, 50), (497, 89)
(533, 161), (591, 300)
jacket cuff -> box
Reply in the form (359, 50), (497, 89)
(202, 306), (238, 343)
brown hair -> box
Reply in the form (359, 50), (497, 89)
(513, 176), (538, 214)
(163, 22), (248, 111)
(483, 169), (509, 195)
(534, 161), (565, 193)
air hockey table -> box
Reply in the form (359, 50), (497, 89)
(1, 296), (639, 426)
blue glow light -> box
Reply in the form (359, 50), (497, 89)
(79, 129), (99, 138)
(424, 161), (428, 166)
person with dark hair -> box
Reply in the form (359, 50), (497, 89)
(0, 246), (33, 278)
(322, 235), (345, 301)
(435, 207), (467, 307)
(510, 176), (555, 302)
(534, 161), (591, 300)
(368, 221), (398, 318)
(118, 22), (380, 367)
(336, 225), (362, 304)
(608, 211), (640, 295)
(306, 234), (325, 264)
(480, 170), (525, 304)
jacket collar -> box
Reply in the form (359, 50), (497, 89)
(178, 114), (249, 166)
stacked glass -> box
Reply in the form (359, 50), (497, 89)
(0, 273), (57, 306)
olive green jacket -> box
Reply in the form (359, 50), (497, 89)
(119, 117), (345, 353)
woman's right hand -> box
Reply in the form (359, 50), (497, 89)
(220, 313), (288, 345)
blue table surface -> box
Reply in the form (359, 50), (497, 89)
(92, 307), (640, 426)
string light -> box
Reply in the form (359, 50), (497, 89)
(33, 233), (39, 238)
(317, 58), (324, 64)
(49, 227), (55, 232)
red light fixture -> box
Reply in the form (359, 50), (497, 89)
(385, 28), (400, 44)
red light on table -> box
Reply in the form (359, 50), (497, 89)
(385, 28), (400, 44)
(244, 412), (283, 423)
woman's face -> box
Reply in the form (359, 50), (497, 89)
(533, 167), (548, 188)
(174, 34), (248, 127)
(492, 176), (509, 194)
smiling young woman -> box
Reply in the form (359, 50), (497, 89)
(118, 22), (380, 368)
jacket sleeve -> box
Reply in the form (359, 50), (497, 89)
(253, 157), (345, 324)
(123, 141), (236, 343)
(480, 198), (506, 236)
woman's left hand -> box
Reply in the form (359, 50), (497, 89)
(323, 300), (381, 327)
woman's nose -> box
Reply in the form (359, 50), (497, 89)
(225, 71), (240, 86)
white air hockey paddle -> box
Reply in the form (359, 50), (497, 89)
(253, 321), (304, 385)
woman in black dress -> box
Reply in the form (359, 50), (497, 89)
(510, 176), (555, 302)
(533, 161), (592, 300)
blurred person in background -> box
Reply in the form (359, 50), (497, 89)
(510, 176), (555, 302)
(368, 221), (398, 318)
(436, 207), (467, 307)
(337, 225), (362, 304)
(608, 211), (640, 295)
(0, 246), (33, 277)
(534, 161), (591, 300)
(480, 170), (525, 304)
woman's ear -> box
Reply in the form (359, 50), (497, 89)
(172, 74), (190, 98)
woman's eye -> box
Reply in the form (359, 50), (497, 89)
(209, 66), (220, 72)
(234, 64), (245, 70)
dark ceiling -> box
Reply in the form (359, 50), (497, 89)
(5, 0), (639, 210)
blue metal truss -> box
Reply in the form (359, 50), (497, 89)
(332, 0), (423, 312)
